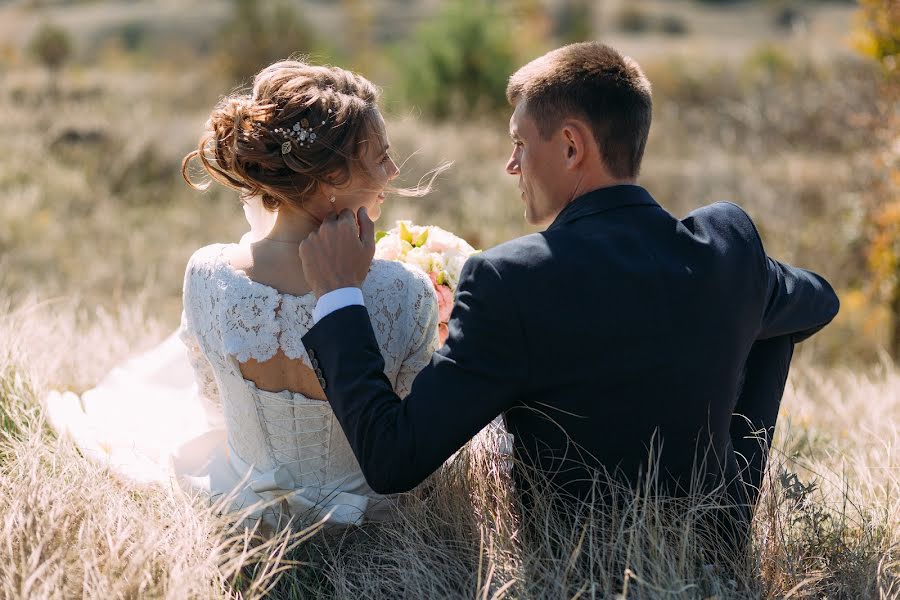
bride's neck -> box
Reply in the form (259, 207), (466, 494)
(265, 206), (322, 244)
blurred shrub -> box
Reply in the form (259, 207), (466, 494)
(851, 0), (899, 73)
(28, 22), (72, 72)
(742, 43), (796, 81)
(659, 15), (689, 36)
(868, 204), (900, 296)
(339, 0), (375, 74)
(774, 6), (808, 33)
(865, 202), (900, 358)
(642, 58), (741, 106)
(552, 0), (594, 44)
(392, 0), (516, 119)
(217, 0), (319, 83)
(853, 0), (900, 359)
(819, 288), (889, 364)
(119, 22), (150, 53)
(617, 6), (652, 33)
(617, 8), (688, 36)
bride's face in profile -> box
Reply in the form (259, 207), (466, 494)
(332, 111), (399, 222)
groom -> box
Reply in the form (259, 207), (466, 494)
(299, 43), (838, 524)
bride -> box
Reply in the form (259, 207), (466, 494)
(45, 60), (442, 531)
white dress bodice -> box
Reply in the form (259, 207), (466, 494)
(178, 243), (439, 526)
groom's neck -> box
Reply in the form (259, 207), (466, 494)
(566, 168), (637, 205)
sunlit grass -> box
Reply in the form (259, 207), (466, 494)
(0, 296), (896, 598)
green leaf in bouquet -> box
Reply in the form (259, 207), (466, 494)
(374, 231), (388, 243)
(399, 221), (413, 243)
(412, 228), (429, 247)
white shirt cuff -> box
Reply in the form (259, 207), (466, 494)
(313, 287), (364, 323)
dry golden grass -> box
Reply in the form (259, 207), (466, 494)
(0, 295), (897, 598)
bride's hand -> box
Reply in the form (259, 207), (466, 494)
(299, 207), (376, 297)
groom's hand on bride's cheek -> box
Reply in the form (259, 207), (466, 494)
(299, 207), (376, 297)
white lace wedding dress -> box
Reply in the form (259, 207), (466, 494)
(45, 199), (440, 530)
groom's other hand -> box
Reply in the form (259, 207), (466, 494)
(300, 207), (376, 297)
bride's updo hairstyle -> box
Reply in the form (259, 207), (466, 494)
(183, 60), (394, 211)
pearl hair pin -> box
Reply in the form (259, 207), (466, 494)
(275, 110), (330, 155)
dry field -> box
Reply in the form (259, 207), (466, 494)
(0, 293), (897, 598)
(1, 0), (898, 597)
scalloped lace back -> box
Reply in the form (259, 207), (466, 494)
(179, 243), (439, 501)
(217, 261), (317, 366)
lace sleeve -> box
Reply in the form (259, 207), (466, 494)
(179, 248), (223, 407)
(395, 270), (440, 399)
(178, 310), (220, 405)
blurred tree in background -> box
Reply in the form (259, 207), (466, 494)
(552, 0), (593, 43)
(217, 0), (319, 83)
(340, 0), (375, 76)
(855, 0), (900, 358)
(28, 22), (72, 96)
(852, 0), (899, 74)
(29, 22), (72, 73)
(392, 0), (516, 119)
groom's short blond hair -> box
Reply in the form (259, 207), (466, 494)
(506, 42), (652, 180)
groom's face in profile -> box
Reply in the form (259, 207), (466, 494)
(506, 101), (570, 227)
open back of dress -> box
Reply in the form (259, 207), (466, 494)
(177, 243), (439, 527)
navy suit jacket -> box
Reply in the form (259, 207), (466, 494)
(302, 185), (839, 499)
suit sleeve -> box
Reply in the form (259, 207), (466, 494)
(302, 253), (529, 494)
(758, 256), (840, 343)
(724, 202), (840, 343)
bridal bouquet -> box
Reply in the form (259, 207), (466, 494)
(374, 221), (478, 346)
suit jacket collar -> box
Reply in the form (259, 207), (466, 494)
(546, 184), (659, 231)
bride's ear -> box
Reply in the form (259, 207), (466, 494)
(318, 181), (338, 205)
(561, 121), (591, 171)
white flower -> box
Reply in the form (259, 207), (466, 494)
(431, 227), (473, 254)
(374, 233), (406, 261)
(404, 246), (437, 274)
(444, 253), (470, 288)
(420, 227), (453, 252)
(375, 221), (478, 293)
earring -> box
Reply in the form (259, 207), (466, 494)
(329, 195), (336, 204)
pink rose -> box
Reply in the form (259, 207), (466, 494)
(429, 273), (454, 323)
(437, 322), (449, 347)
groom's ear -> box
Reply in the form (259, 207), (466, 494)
(561, 121), (591, 171)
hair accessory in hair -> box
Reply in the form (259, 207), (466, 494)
(274, 115), (322, 153)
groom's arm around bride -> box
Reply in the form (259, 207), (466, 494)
(299, 43), (839, 511)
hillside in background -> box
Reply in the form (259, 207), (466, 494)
(1, 0), (892, 364)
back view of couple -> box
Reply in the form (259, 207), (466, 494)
(48, 43), (839, 541)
